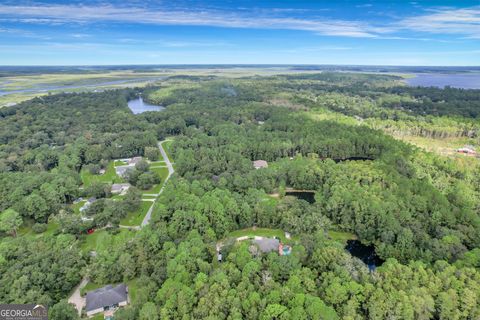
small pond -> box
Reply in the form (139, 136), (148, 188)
(285, 191), (316, 204)
(345, 240), (384, 271)
(127, 97), (165, 114)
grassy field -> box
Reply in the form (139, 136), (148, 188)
(149, 160), (166, 166)
(119, 201), (152, 226)
(80, 161), (123, 187)
(328, 230), (357, 243)
(80, 228), (136, 253)
(142, 194), (157, 198)
(394, 135), (476, 156)
(71, 200), (87, 214)
(141, 167), (169, 194)
(17, 220), (59, 238)
(161, 140), (174, 163)
(227, 227), (289, 242)
(114, 160), (128, 166)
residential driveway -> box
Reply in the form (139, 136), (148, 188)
(68, 277), (88, 315)
(141, 140), (174, 227)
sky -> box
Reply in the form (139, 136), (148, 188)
(0, 0), (479, 66)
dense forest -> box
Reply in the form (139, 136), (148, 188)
(0, 72), (479, 319)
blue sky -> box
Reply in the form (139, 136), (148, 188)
(0, 0), (479, 66)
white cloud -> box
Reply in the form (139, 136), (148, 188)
(0, 3), (479, 40)
(0, 3), (376, 38)
(397, 6), (480, 38)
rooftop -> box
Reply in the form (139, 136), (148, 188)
(85, 284), (128, 312)
(253, 160), (268, 169)
(253, 237), (279, 253)
(128, 156), (143, 165)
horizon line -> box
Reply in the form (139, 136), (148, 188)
(1, 64), (480, 68)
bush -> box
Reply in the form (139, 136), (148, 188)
(87, 164), (101, 175)
(32, 223), (48, 234)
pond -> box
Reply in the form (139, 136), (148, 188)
(127, 97), (165, 114)
(285, 191), (315, 204)
(345, 240), (384, 271)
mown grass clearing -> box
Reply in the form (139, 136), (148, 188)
(149, 160), (166, 166)
(227, 227), (290, 243)
(71, 200), (87, 214)
(162, 140), (174, 163)
(80, 161), (123, 187)
(18, 220), (59, 238)
(328, 230), (357, 243)
(114, 160), (128, 166)
(141, 167), (169, 194)
(80, 228), (136, 253)
(119, 201), (152, 226)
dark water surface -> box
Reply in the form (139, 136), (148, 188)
(345, 240), (384, 271)
(285, 191), (316, 204)
(405, 73), (480, 89)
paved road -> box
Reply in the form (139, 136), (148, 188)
(68, 277), (88, 315)
(141, 140), (174, 227)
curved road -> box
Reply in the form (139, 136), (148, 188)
(141, 140), (174, 227)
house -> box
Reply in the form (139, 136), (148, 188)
(85, 284), (129, 317)
(111, 183), (131, 195)
(253, 237), (279, 253)
(114, 156), (143, 177)
(253, 160), (268, 169)
(252, 237), (292, 256)
(79, 198), (96, 213)
(115, 165), (134, 178)
(99, 169), (106, 175)
(128, 156), (143, 166)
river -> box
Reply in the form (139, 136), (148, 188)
(405, 73), (480, 89)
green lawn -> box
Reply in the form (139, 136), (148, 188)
(149, 160), (166, 166)
(119, 201), (152, 226)
(227, 227), (289, 243)
(110, 194), (125, 201)
(18, 220), (59, 238)
(71, 200), (87, 214)
(328, 230), (357, 243)
(80, 161), (123, 187)
(126, 278), (139, 303)
(162, 140), (174, 163)
(80, 229), (137, 253)
(141, 167), (169, 194)
(114, 160), (128, 166)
